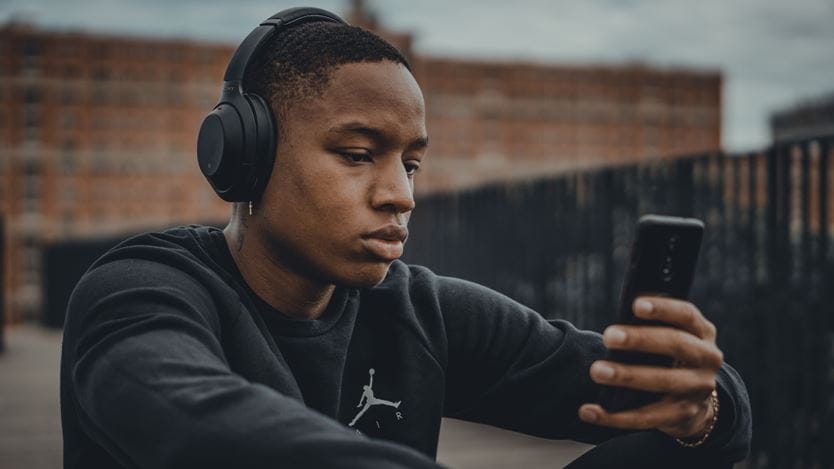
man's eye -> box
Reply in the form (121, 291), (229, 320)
(342, 152), (372, 163)
(404, 162), (421, 176)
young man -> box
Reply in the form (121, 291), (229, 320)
(60, 10), (751, 469)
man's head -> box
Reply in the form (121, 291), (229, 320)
(244, 21), (411, 130)
(235, 21), (428, 289)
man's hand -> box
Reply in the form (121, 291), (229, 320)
(578, 296), (724, 439)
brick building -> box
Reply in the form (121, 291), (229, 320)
(414, 58), (720, 191)
(0, 24), (235, 321)
(771, 91), (834, 143)
(0, 3), (721, 322)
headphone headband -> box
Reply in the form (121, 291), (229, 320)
(223, 8), (346, 82)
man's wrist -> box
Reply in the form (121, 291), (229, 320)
(675, 389), (720, 448)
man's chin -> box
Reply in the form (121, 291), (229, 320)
(336, 261), (393, 289)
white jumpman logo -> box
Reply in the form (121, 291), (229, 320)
(348, 368), (401, 427)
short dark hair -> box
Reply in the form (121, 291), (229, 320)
(244, 21), (411, 125)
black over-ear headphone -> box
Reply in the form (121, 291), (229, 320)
(197, 7), (346, 202)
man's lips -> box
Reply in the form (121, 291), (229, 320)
(364, 225), (408, 243)
(362, 225), (408, 260)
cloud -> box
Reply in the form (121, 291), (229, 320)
(2, 0), (832, 151)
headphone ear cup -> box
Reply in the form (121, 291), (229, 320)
(197, 103), (246, 201)
(245, 93), (277, 198)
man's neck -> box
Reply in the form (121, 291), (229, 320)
(223, 220), (335, 321)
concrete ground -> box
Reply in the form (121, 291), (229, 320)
(0, 324), (64, 469)
(0, 324), (592, 468)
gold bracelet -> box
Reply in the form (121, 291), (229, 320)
(675, 389), (720, 448)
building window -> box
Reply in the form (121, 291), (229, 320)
(62, 113), (77, 129)
(23, 176), (40, 203)
(24, 88), (40, 104)
(62, 86), (77, 105)
(62, 140), (76, 173)
(61, 184), (75, 203)
(23, 107), (40, 142)
(22, 236), (41, 284)
(22, 39), (40, 72)
(23, 158), (40, 211)
(93, 67), (110, 81)
(23, 40), (40, 57)
(92, 44), (109, 59)
(63, 64), (80, 79)
(62, 211), (74, 234)
(92, 142), (110, 172)
(93, 87), (109, 105)
(24, 107), (39, 126)
(24, 158), (39, 176)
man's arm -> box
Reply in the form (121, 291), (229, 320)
(437, 275), (751, 462)
(64, 259), (442, 469)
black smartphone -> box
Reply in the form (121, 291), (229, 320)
(597, 214), (704, 413)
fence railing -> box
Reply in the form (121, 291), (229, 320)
(0, 216), (5, 353)
(403, 135), (834, 468)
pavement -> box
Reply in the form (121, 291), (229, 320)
(0, 324), (592, 469)
(0, 324), (64, 469)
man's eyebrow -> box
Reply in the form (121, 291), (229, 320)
(328, 122), (385, 140)
(409, 136), (429, 150)
(328, 122), (429, 149)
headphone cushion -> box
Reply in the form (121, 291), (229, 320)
(244, 93), (277, 198)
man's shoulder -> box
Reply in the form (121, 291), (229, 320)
(87, 224), (221, 273)
(72, 225), (230, 305)
(66, 224), (235, 330)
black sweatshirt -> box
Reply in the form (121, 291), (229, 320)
(60, 225), (752, 468)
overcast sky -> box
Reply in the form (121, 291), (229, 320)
(3, 0), (833, 152)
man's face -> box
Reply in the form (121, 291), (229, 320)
(252, 60), (427, 288)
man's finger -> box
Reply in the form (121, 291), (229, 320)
(633, 296), (716, 340)
(602, 325), (724, 370)
(589, 360), (717, 395)
(578, 398), (708, 437)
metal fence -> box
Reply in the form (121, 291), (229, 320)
(404, 135), (834, 468)
(1, 216), (5, 353)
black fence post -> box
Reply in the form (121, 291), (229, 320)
(0, 216), (4, 354)
(816, 138), (834, 467)
(821, 138), (831, 262)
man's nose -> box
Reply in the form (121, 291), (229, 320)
(371, 160), (416, 214)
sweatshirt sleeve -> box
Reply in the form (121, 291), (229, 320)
(437, 275), (751, 462)
(63, 259), (443, 469)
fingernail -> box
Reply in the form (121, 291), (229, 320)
(580, 408), (598, 422)
(604, 327), (627, 345)
(592, 362), (615, 380)
(634, 298), (654, 316)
